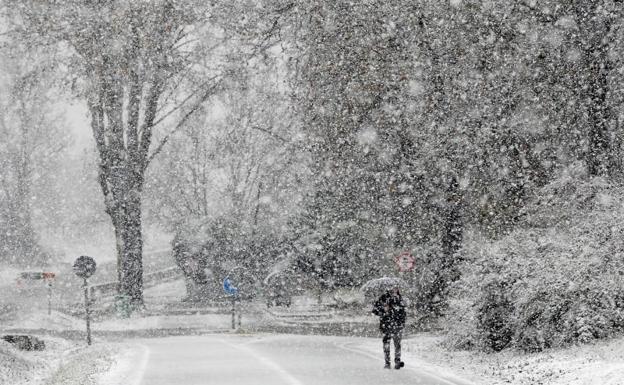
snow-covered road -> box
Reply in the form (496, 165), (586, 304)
(105, 335), (473, 385)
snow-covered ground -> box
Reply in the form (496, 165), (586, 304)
(92, 313), (624, 385)
(4, 281), (624, 385)
(3, 310), (84, 332)
(93, 332), (624, 385)
(95, 334), (476, 385)
(6, 326), (624, 385)
(0, 336), (76, 385)
(374, 333), (624, 385)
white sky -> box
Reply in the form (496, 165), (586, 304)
(64, 101), (93, 151)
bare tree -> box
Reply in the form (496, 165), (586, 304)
(6, 0), (222, 304)
(147, 52), (306, 232)
(0, 46), (68, 266)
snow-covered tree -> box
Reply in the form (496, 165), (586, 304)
(0, 43), (68, 266)
(151, 44), (310, 300)
(6, 0), (221, 304)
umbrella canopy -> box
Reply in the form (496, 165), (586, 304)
(360, 277), (409, 301)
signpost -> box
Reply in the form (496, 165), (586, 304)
(43, 273), (55, 315)
(18, 272), (56, 315)
(395, 251), (415, 272)
(223, 277), (240, 329)
(19, 272), (45, 280)
(73, 256), (96, 346)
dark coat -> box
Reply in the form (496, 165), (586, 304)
(372, 291), (406, 334)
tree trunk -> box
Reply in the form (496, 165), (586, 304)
(586, 51), (611, 176)
(108, 186), (144, 305)
(576, 1), (614, 176)
(8, 0), (210, 311)
(441, 177), (463, 260)
(119, 191), (144, 305)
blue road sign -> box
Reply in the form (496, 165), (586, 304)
(223, 277), (238, 296)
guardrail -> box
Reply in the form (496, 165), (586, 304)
(90, 266), (183, 300)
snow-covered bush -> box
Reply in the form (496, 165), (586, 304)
(446, 176), (624, 352)
(172, 217), (295, 302)
(475, 279), (515, 352)
(513, 275), (624, 351)
(406, 246), (462, 318)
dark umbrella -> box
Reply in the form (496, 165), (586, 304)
(360, 277), (409, 301)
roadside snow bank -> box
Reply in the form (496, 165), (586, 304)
(45, 344), (120, 385)
(489, 337), (624, 385)
(0, 333), (131, 385)
(376, 333), (624, 385)
(0, 337), (73, 385)
(95, 313), (232, 331)
(0, 340), (42, 384)
(96, 344), (149, 385)
(3, 310), (84, 331)
(448, 177), (624, 352)
(353, 334), (481, 384)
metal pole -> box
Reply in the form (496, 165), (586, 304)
(47, 281), (52, 316)
(237, 299), (242, 328)
(84, 278), (92, 345)
(231, 296), (236, 330)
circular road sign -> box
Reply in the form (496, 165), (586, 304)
(395, 251), (415, 272)
(73, 256), (97, 279)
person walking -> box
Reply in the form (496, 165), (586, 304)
(372, 287), (406, 369)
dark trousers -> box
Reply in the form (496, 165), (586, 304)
(382, 331), (402, 364)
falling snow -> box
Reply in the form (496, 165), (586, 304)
(2, 1), (624, 384)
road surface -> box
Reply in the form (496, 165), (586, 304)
(118, 335), (472, 385)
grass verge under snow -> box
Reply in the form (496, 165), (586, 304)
(376, 333), (624, 385)
(0, 336), (75, 385)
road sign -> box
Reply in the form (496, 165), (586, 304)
(18, 272), (56, 315)
(394, 251), (415, 272)
(223, 277), (241, 330)
(44, 273), (55, 315)
(19, 272), (55, 281)
(73, 256), (96, 279)
(20, 272), (45, 280)
(74, 256), (96, 346)
(223, 277), (238, 296)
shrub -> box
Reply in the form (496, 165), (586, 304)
(446, 177), (624, 352)
(475, 279), (515, 352)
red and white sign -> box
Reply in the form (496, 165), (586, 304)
(394, 251), (415, 272)
(42, 272), (56, 280)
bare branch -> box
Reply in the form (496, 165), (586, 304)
(146, 77), (223, 166)
(151, 75), (220, 128)
(249, 125), (288, 143)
